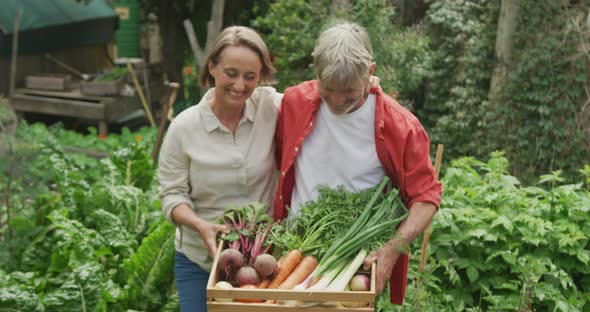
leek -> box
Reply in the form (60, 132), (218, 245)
(326, 249), (368, 291)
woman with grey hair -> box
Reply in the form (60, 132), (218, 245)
(158, 26), (282, 311)
(274, 22), (443, 305)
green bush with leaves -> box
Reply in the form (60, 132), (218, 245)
(383, 153), (589, 311)
(351, 0), (434, 104)
(253, 0), (329, 92)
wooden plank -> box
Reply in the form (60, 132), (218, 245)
(207, 240), (224, 289)
(10, 94), (105, 119)
(208, 288), (375, 303)
(80, 75), (125, 96)
(25, 75), (72, 91)
(208, 302), (372, 312)
(14, 87), (109, 102)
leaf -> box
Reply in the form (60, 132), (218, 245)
(90, 209), (137, 260)
(123, 218), (176, 310)
(9, 216), (37, 235)
(577, 250), (590, 265)
(0, 271), (44, 312)
(43, 262), (113, 312)
(468, 229), (487, 238)
(491, 216), (513, 233)
(466, 266), (479, 283)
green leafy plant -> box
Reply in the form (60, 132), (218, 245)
(122, 219), (176, 310)
(252, 0), (329, 92)
(398, 152), (590, 310)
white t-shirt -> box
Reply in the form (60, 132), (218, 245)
(290, 94), (385, 214)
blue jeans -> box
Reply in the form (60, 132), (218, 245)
(175, 251), (210, 312)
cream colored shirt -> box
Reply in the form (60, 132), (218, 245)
(158, 86), (282, 271)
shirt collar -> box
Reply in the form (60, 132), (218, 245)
(308, 80), (322, 108)
(198, 88), (255, 133)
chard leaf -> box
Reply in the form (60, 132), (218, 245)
(89, 209), (137, 260)
(123, 219), (175, 310)
(0, 270), (44, 312)
(43, 262), (115, 312)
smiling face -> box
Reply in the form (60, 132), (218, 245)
(208, 45), (262, 110)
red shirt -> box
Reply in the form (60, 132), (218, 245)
(273, 80), (442, 304)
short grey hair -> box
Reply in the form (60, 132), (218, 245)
(313, 22), (373, 89)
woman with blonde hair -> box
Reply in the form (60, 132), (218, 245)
(158, 26), (282, 311)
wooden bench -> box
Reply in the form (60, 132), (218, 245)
(9, 85), (143, 134)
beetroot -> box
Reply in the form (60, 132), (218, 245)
(218, 248), (244, 281)
(235, 266), (259, 287)
(254, 254), (277, 278)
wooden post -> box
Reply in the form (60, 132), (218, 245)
(418, 144), (444, 274)
(152, 82), (180, 161)
(127, 62), (156, 127)
(9, 11), (22, 97)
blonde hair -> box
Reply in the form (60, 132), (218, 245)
(313, 22), (373, 89)
(199, 26), (276, 88)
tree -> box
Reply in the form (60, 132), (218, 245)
(184, 0), (224, 96)
(488, 0), (522, 107)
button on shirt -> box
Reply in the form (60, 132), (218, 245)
(159, 86), (281, 271)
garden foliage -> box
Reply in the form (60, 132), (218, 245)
(0, 123), (178, 311)
(381, 153), (590, 311)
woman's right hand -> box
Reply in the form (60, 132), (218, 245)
(196, 220), (230, 259)
(170, 203), (231, 259)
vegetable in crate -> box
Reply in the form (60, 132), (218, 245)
(270, 178), (408, 295)
(216, 202), (276, 284)
(308, 178), (408, 292)
(268, 183), (381, 290)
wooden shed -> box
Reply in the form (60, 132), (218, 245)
(0, 0), (162, 134)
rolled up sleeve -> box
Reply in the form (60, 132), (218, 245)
(158, 124), (195, 225)
(403, 126), (443, 209)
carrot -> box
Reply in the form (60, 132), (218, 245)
(258, 278), (271, 289)
(278, 255), (318, 289)
(267, 250), (302, 289)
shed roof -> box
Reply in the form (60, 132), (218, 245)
(0, 0), (118, 55)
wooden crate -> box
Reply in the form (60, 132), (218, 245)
(80, 75), (125, 96)
(25, 74), (72, 91)
(207, 241), (376, 312)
